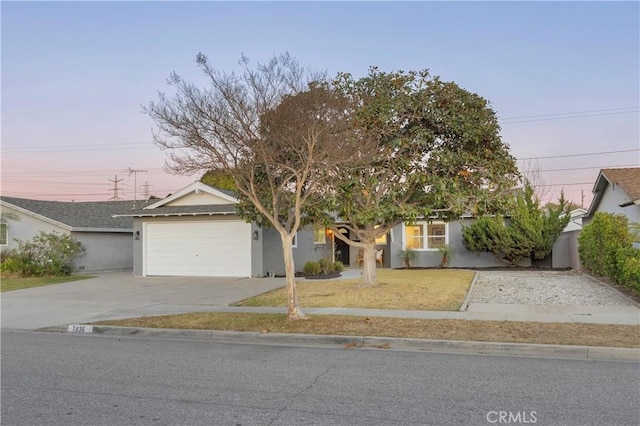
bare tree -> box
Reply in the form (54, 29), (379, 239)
(519, 158), (553, 204)
(144, 53), (354, 319)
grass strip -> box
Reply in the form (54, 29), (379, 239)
(1, 275), (93, 292)
(94, 312), (640, 348)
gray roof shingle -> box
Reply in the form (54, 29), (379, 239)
(0, 196), (150, 231)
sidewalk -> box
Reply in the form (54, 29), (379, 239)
(157, 303), (640, 325)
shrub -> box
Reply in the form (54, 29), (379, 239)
(618, 248), (640, 291)
(398, 249), (418, 269)
(333, 260), (344, 273)
(303, 261), (321, 276)
(14, 231), (85, 276)
(1, 249), (23, 275)
(318, 258), (333, 275)
(578, 212), (631, 280)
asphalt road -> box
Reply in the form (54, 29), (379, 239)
(2, 331), (638, 426)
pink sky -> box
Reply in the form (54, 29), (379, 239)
(2, 2), (638, 208)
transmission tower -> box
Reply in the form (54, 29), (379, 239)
(142, 181), (152, 199)
(108, 175), (124, 201)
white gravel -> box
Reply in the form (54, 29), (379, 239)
(468, 270), (637, 306)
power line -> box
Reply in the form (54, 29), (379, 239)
(501, 107), (639, 123)
(537, 164), (640, 173)
(501, 107), (639, 120)
(517, 149), (639, 161)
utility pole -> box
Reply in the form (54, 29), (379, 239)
(581, 190), (585, 209)
(108, 175), (124, 201)
(127, 168), (148, 208)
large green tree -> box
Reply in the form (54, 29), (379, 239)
(313, 68), (519, 286)
(145, 54), (354, 319)
(462, 183), (571, 266)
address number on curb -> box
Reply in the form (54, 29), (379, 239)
(67, 325), (94, 333)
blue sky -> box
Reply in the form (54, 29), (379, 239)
(2, 1), (639, 206)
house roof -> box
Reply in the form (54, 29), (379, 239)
(0, 196), (148, 232)
(586, 167), (640, 217)
(111, 181), (240, 218)
(113, 204), (238, 218)
(144, 181), (238, 209)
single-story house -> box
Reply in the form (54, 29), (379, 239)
(583, 167), (640, 226)
(115, 181), (573, 278)
(0, 196), (144, 272)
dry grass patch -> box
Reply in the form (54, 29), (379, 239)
(94, 313), (640, 348)
(1, 275), (93, 292)
(236, 269), (475, 311)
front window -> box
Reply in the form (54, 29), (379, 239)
(404, 222), (447, 250)
(0, 223), (6, 245)
(374, 225), (387, 244)
(313, 226), (326, 244)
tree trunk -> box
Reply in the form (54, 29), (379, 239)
(281, 233), (307, 320)
(359, 241), (377, 287)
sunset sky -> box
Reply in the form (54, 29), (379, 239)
(2, 1), (639, 207)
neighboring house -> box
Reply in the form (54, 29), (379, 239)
(0, 196), (144, 273)
(116, 181), (576, 278)
(583, 168), (640, 226)
(552, 208), (587, 270)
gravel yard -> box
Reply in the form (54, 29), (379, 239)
(468, 270), (637, 306)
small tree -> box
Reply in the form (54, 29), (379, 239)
(200, 170), (237, 193)
(462, 184), (571, 266)
(145, 53), (355, 319)
(15, 231), (85, 276)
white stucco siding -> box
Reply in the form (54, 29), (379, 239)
(597, 185), (640, 224)
(0, 206), (70, 251)
(164, 192), (232, 206)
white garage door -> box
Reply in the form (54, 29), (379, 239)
(144, 221), (251, 277)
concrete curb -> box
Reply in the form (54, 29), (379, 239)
(459, 271), (479, 312)
(40, 325), (640, 362)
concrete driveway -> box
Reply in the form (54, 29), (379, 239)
(1, 272), (286, 330)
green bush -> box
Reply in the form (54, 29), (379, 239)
(318, 258), (333, 275)
(303, 259), (343, 275)
(618, 248), (640, 291)
(0, 249), (23, 275)
(578, 212), (631, 280)
(14, 231), (85, 276)
(303, 261), (321, 276)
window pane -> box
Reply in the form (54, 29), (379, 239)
(405, 225), (423, 249)
(427, 224), (446, 249)
(314, 227), (326, 244)
(0, 224), (6, 245)
(374, 225), (387, 244)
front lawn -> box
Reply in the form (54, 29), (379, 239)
(0, 275), (93, 292)
(235, 269), (475, 311)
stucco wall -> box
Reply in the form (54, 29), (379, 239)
(72, 231), (133, 272)
(588, 185), (640, 225)
(1, 205), (69, 251)
(261, 227), (332, 276)
(390, 219), (531, 268)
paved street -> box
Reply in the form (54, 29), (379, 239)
(2, 330), (639, 426)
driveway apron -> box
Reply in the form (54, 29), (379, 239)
(1, 272), (286, 330)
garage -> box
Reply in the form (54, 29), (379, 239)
(144, 220), (251, 277)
